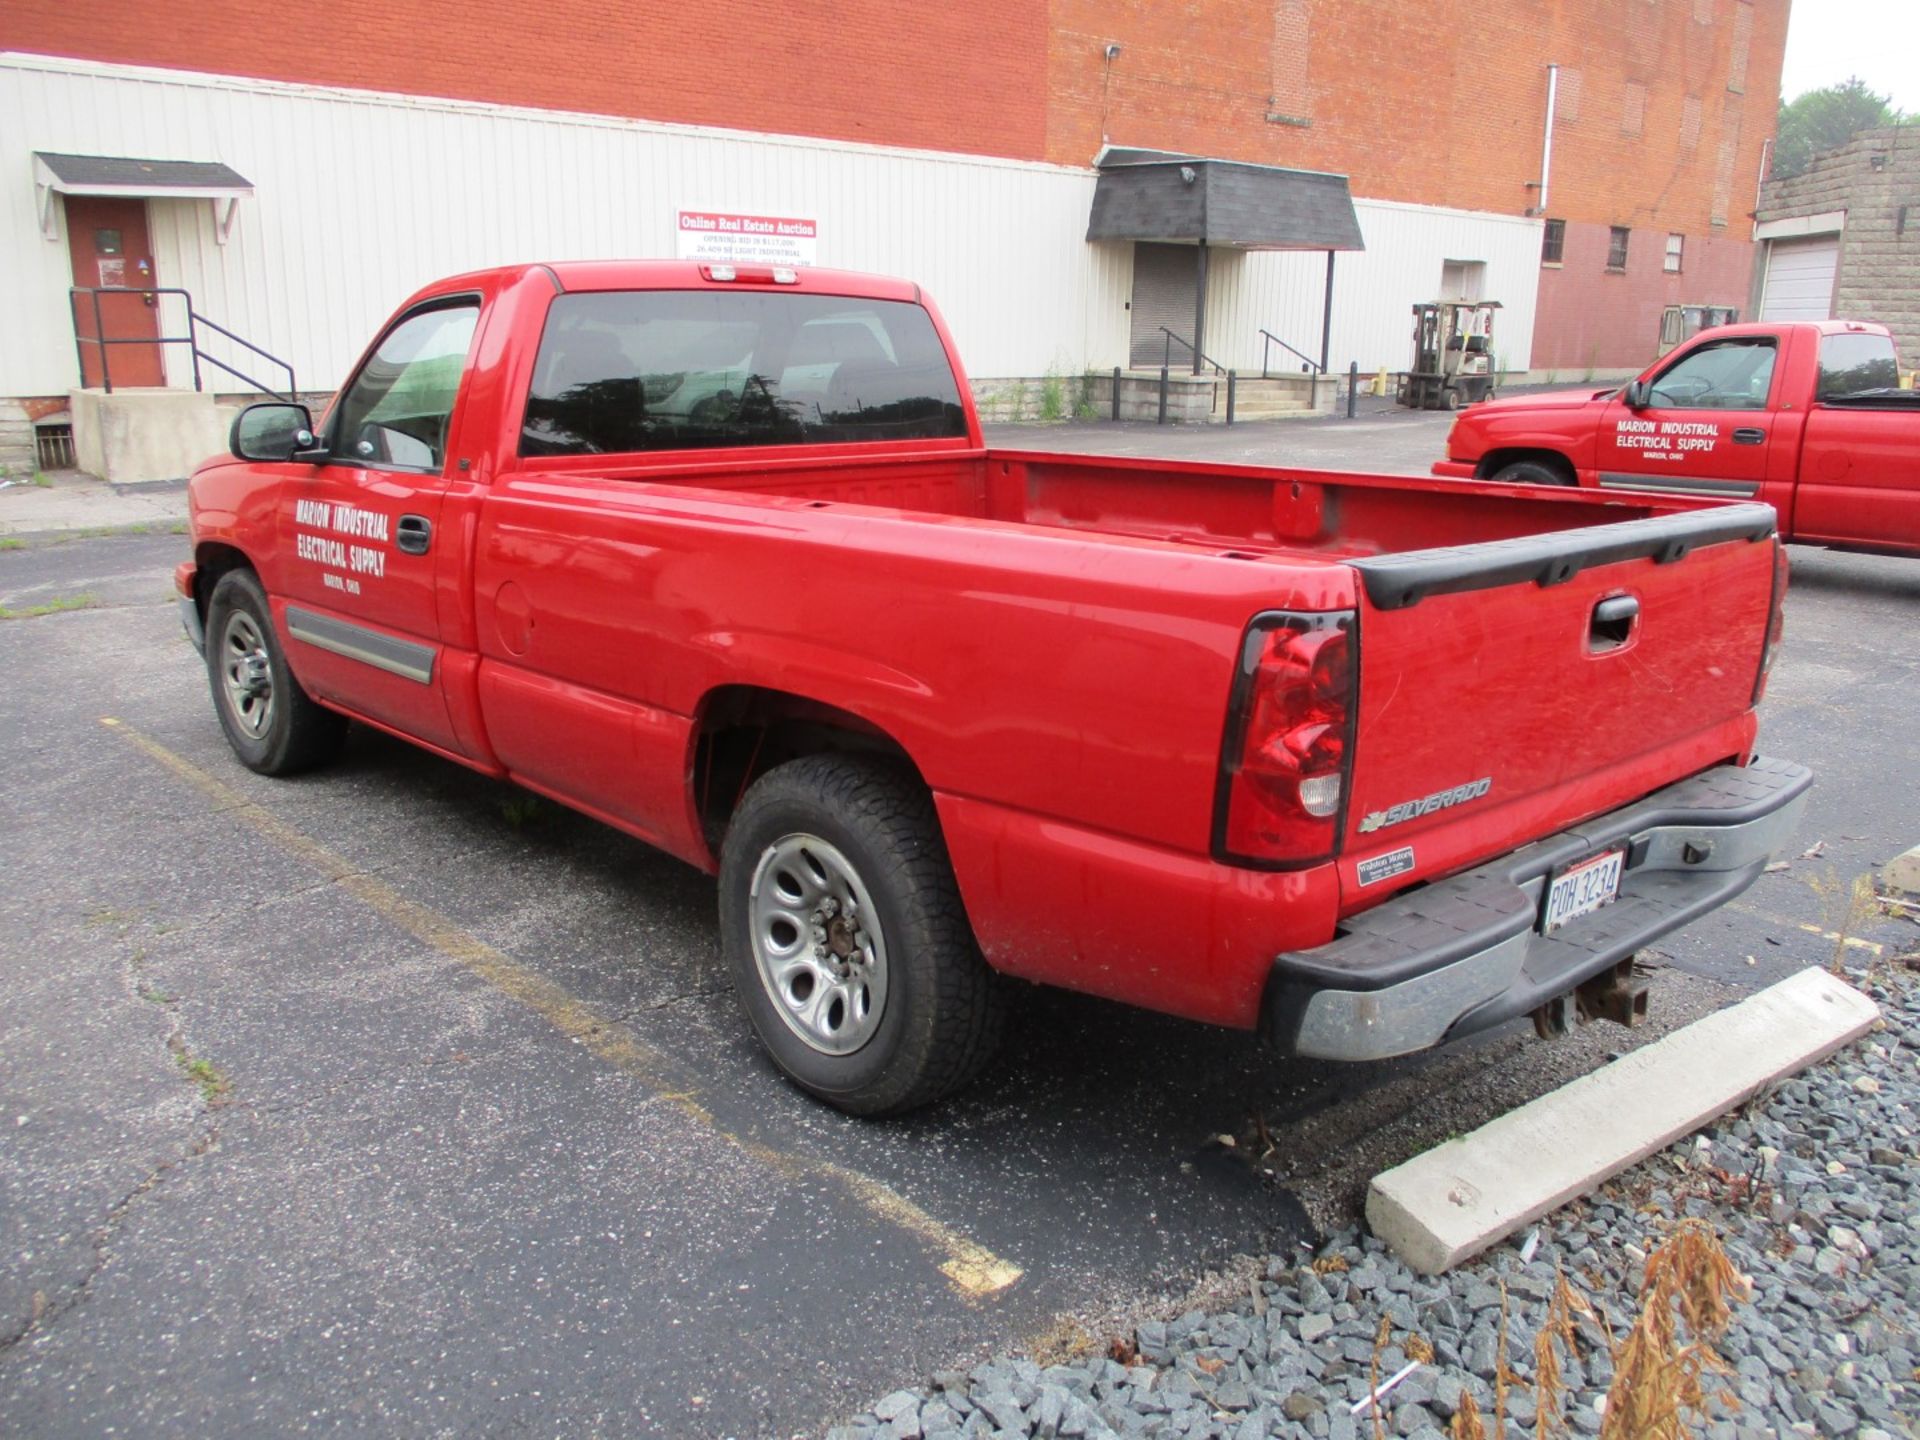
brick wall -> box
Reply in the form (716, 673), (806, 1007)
(1045, 0), (1786, 238)
(1533, 220), (1756, 374)
(1759, 125), (1920, 360)
(0, 0), (1049, 161)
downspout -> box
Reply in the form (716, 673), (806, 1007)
(1537, 63), (1559, 216)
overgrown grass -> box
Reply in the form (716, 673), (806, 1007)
(0, 591), (98, 620)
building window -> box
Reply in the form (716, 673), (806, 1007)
(1541, 219), (1566, 265)
(1607, 226), (1631, 271)
(1665, 233), (1685, 272)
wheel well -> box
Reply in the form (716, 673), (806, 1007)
(192, 542), (254, 618)
(692, 687), (923, 851)
(1477, 449), (1576, 485)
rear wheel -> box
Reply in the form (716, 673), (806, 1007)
(718, 754), (1002, 1115)
(204, 569), (347, 775)
(1490, 457), (1576, 487)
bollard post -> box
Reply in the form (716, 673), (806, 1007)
(1348, 361), (1359, 419)
(1112, 365), (1122, 422)
(1226, 370), (1237, 426)
(1157, 365), (1168, 425)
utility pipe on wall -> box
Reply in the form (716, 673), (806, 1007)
(1537, 63), (1559, 216)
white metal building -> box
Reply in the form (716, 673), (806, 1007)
(2, 52), (1541, 426)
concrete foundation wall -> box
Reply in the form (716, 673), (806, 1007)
(70, 388), (226, 483)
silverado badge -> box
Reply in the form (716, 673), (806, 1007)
(1358, 777), (1492, 834)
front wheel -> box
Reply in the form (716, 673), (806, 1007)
(204, 569), (347, 775)
(1490, 458), (1576, 487)
(718, 754), (1002, 1115)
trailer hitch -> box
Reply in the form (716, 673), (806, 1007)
(1532, 959), (1651, 1039)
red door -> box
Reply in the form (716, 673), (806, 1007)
(1592, 334), (1781, 499)
(65, 196), (166, 388)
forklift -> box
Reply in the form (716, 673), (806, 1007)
(1397, 300), (1502, 410)
(1656, 303), (1739, 357)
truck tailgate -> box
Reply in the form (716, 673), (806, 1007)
(1337, 503), (1779, 911)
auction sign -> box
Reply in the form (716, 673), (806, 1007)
(676, 210), (819, 267)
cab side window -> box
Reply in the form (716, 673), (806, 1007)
(330, 301), (480, 471)
(1647, 338), (1777, 411)
(1817, 332), (1901, 400)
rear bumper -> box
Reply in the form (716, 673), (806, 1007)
(1430, 460), (1478, 480)
(1261, 757), (1812, 1061)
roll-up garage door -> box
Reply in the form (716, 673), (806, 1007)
(1758, 235), (1839, 321)
(1129, 243), (1199, 368)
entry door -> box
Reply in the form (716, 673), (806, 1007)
(1129, 243), (1198, 368)
(272, 298), (481, 752)
(64, 196), (166, 388)
(1592, 335), (1780, 499)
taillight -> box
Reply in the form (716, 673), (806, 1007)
(1213, 611), (1357, 868)
(1752, 541), (1788, 704)
(699, 264), (800, 285)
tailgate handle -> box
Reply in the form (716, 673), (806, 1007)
(397, 515), (432, 555)
(1590, 594), (1639, 650)
(1732, 427), (1767, 445)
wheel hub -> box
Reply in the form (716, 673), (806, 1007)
(749, 835), (889, 1056)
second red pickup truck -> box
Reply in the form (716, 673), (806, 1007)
(179, 261), (1810, 1113)
(1434, 319), (1920, 557)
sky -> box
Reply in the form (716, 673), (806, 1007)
(1779, 0), (1920, 111)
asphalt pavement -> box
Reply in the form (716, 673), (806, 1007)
(1, 419), (1914, 1437)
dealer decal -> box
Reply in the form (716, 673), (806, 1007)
(1358, 777), (1492, 834)
(1612, 418), (1721, 465)
(294, 499), (391, 596)
(1356, 846), (1416, 887)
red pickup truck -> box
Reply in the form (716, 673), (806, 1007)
(1434, 320), (1920, 557)
(177, 261), (1809, 1113)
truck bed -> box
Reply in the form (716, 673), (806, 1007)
(533, 445), (1708, 563)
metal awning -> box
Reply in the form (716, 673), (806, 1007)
(1086, 148), (1364, 250)
(34, 152), (255, 244)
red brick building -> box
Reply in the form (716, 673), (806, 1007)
(0, 0), (1788, 468)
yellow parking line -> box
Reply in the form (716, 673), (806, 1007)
(101, 717), (1023, 1300)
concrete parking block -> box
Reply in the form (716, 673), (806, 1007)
(1366, 967), (1880, 1274)
(1884, 843), (1920, 897)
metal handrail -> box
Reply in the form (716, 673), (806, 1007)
(69, 287), (298, 401)
(1159, 327), (1227, 376)
(1259, 328), (1324, 377)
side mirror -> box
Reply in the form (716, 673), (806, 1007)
(230, 402), (321, 463)
(1623, 380), (1651, 410)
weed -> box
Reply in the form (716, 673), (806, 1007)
(31, 472), (52, 488)
(500, 795), (542, 830)
(176, 1050), (231, 1103)
(1025, 1314), (1097, 1366)
(0, 538), (23, 552)
(1074, 369), (1102, 420)
(1450, 1391), (1487, 1440)
(1039, 369), (1067, 422)
(0, 592), (99, 620)
(1006, 384), (1029, 423)
(168, 520), (190, 535)
(1599, 1218), (1748, 1440)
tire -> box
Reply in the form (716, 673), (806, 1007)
(1490, 457), (1576, 487)
(1442, 386), (1461, 411)
(718, 754), (1002, 1115)
(204, 569), (347, 775)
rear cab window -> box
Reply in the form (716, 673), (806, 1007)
(1816, 332), (1902, 401)
(520, 290), (968, 456)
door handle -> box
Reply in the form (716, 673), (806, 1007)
(1732, 427), (1766, 445)
(396, 514), (432, 555)
(1589, 593), (1639, 650)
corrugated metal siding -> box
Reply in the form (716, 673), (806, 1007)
(1206, 199), (1542, 376)
(2, 55), (1535, 396)
(0, 55), (1132, 396)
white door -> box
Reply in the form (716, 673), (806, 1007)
(1758, 235), (1839, 321)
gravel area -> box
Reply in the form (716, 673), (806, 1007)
(825, 966), (1919, 1440)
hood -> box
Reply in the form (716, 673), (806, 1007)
(1474, 386), (1618, 413)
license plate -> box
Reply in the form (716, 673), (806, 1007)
(1542, 848), (1626, 933)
